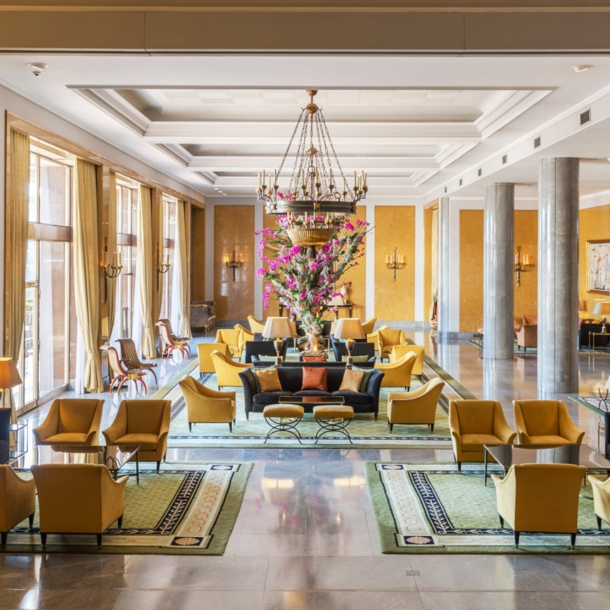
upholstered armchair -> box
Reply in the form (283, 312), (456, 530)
(513, 400), (585, 446)
(197, 342), (231, 377)
(449, 400), (516, 469)
(103, 399), (171, 471)
(0, 465), (36, 546)
(387, 377), (445, 432)
(367, 324), (388, 354)
(32, 464), (127, 546)
(33, 398), (104, 447)
(390, 344), (425, 376)
(375, 352), (417, 390)
(179, 376), (236, 432)
(210, 350), (252, 390)
(378, 329), (407, 361)
(361, 318), (377, 335)
(492, 464), (585, 548)
(247, 315), (266, 334)
(215, 329), (243, 359)
(234, 324), (254, 357)
(516, 322), (537, 351)
(589, 474), (610, 529)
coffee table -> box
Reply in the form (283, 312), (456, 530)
(278, 396), (345, 413)
(483, 443), (610, 486)
(12, 444), (141, 485)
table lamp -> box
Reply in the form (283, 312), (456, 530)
(0, 357), (22, 409)
(262, 317), (295, 364)
(334, 318), (365, 367)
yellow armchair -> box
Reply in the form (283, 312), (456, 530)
(103, 399), (171, 471)
(0, 465), (36, 546)
(367, 324), (389, 354)
(589, 474), (610, 529)
(390, 344), (425, 376)
(361, 318), (377, 335)
(210, 350), (252, 390)
(197, 342), (231, 376)
(32, 464), (127, 546)
(387, 377), (445, 432)
(492, 463), (585, 548)
(375, 352), (417, 390)
(215, 329), (242, 359)
(247, 315), (266, 334)
(378, 329), (407, 361)
(234, 324), (254, 357)
(449, 400), (516, 469)
(33, 398), (104, 447)
(179, 376), (236, 432)
(513, 400), (585, 446)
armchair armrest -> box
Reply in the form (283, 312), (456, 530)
(559, 412), (585, 444)
(102, 407), (127, 445)
(495, 421), (516, 444)
(32, 401), (60, 444)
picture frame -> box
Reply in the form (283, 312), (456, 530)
(587, 239), (610, 294)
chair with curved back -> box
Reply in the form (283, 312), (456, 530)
(361, 318), (377, 335)
(390, 344), (425, 376)
(215, 329), (243, 359)
(0, 465), (36, 546)
(107, 347), (147, 394)
(375, 352), (418, 390)
(157, 322), (190, 360)
(210, 350), (252, 390)
(234, 324), (254, 358)
(378, 329), (408, 362)
(247, 316), (266, 334)
(513, 400), (584, 446)
(367, 324), (389, 354)
(33, 398), (104, 446)
(179, 376), (236, 432)
(116, 338), (158, 384)
(197, 342), (232, 377)
(158, 318), (191, 356)
(387, 377), (446, 432)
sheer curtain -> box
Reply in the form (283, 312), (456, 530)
(430, 207), (439, 323)
(176, 200), (192, 339)
(4, 130), (30, 421)
(106, 171), (118, 340)
(137, 185), (156, 358)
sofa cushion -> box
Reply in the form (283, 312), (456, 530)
(353, 367), (375, 392)
(44, 432), (88, 444)
(461, 433), (502, 451)
(302, 367), (328, 391)
(339, 369), (364, 392)
(114, 433), (160, 450)
(252, 391), (294, 407)
(529, 435), (573, 445)
(331, 391), (372, 405)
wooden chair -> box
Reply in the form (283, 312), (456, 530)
(115, 338), (158, 384)
(157, 322), (189, 360)
(158, 318), (191, 356)
(107, 347), (147, 394)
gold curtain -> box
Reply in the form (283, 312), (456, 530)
(4, 130), (30, 421)
(430, 207), (439, 323)
(74, 159), (103, 392)
(151, 190), (163, 333)
(106, 171), (118, 339)
(176, 200), (192, 339)
(138, 185), (156, 358)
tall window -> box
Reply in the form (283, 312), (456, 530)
(160, 195), (177, 320)
(19, 147), (72, 410)
(114, 179), (138, 339)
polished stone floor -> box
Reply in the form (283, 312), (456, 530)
(4, 336), (610, 609)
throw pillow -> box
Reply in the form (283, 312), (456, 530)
(301, 367), (328, 391)
(341, 355), (370, 363)
(256, 368), (283, 393)
(339, 369), (365, 392)
(303, 355), (326, 362)
(353, 366), (375, 392)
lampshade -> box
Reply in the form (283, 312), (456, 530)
(0, 357), (22, 389)
(593, 302), (610, 315)
(334, 318), (365, 340)
(262, 317), (295, 339)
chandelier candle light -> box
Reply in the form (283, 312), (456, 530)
(102, 236), (123, 302)
(514, 246), (533, 288)
(156, 243), (170, 290)
(225, 250), (243, 281)
(386, 247), (406, 281)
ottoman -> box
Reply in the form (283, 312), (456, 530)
(263, 404), (305, 444)
(313, 406), (355, 444)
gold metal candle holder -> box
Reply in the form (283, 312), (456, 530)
(514, 246), (533, 288)
(385, 247), (406, 281)
(225, 250), (243, 281)
(102, 237), (123, 303)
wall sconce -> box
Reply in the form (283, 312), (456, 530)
(156, 242), (170, 290)
(225, 250), (243, 281)
(514, 246), (533, 288)
(102, 237), (122, 303)
(385, 247), (406, 281)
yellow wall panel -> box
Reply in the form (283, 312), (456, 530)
(374, 206), (415, 320)
(459, 210), (484, 332)
(514, 210), (538, 322)
(423, 203), (437, 323)
(214, 205), (254, 321)
(262, 213), (281, 320)
(191, 206), (206, 302)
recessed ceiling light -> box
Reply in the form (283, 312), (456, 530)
(28, 62), (48, 76)
(573, 65), (593, 73)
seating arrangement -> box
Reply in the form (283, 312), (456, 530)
(387, 377), (445, 432)
(492, 463), (585, 548)
(513, 400), (585, 446)
(115, 338), (158, 384)
(103, 399), (171, 472)
(211, 350), (253, 389)
(179, 375), (236, 432)
(33, 398), (104, 447)
(378, 329), (407, 361)
(197, 342), (232, 377)
(107, 346), (147, 394)
(375, 352), (417, 390)
(215, 328), (243, 359)
(32, 463), (127, 546)
(0, 465), (35, 546)
(449, 400), (516, 470)
(389, 344), (425, 376)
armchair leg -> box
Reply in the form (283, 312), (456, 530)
(430, 424), (435, 432)
(570, 533), (577, 549)
(118, 515), (123, 528)
(1, 531), (6, 547)
(457, 462), (461, 472)
(499, 514), (504, 528)
(96, 534), (102, 546)
(156, 461), (161, 473)
(188, 422), (192, 432)
(28, 513), (34, 530)
(229, 422), (233, 433)
(597, 515), (603, 530)
(389, 423), (394, 432)
(40, 533), (47, 546)
(514, 531), (520, 548)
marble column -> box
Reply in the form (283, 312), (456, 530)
(483, 183), (515, 359)
(538, 158), (579, 395)
(437, 197), (451, 339)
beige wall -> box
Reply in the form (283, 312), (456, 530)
(214, 205), (254, 321)
(374, 205), (415, 320)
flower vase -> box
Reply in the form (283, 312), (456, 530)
(303, 327), (325, 357)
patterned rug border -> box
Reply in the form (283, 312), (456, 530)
(364, 461), (610, 555)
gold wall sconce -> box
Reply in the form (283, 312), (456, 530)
(156, 242), (170, 290)
(225, 250), (243, 281)
(102, 237), (122, 303)
(385, 247), (406, 281)
(514, 246), (533, 288)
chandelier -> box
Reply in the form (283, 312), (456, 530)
(256, 90), (368, 217)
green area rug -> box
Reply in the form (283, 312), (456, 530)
(4, 463), (251, 555)
(365, 461), (610, 554)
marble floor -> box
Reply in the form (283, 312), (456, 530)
(4, 336), (610, 609)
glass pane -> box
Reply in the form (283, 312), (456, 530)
(131, 188), (138, 236)
(23, 287), (36, 406)
(121, 187), (130, 235)
(39, 157), (69, 226)
(115, 244), (133, 339)
(25, 241), (36, 283)
(39, 241), (68, 397)
(29, 155), (38, 222)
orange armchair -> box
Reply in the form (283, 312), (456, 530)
(513, 400), (584, 446)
